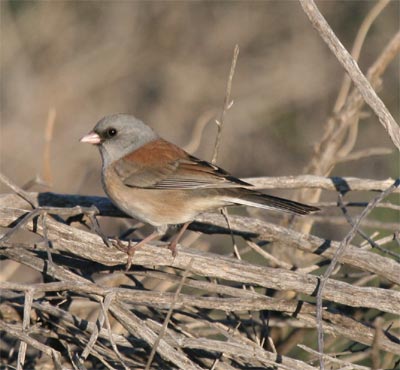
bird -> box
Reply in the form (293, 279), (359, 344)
(80, 114), (319, 268)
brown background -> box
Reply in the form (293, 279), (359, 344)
(1, 1), (398, 189)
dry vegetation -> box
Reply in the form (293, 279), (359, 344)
(0, 1), (399, 369)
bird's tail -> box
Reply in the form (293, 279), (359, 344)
(224, 188), (319, 215)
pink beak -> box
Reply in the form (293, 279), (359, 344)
(80, 131), (102, 145)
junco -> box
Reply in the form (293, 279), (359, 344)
(81, 114), (318, 266)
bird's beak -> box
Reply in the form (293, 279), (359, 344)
(80, 131), (102, 145)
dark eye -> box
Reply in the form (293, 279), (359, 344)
(106, 127), (117, 138)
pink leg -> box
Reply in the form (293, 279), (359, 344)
(168, 222), (191, 257)
(114, 230), (162, 271)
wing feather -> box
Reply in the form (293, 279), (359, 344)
(112, 139), (251, 189)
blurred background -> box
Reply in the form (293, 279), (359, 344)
(1, 1), (398, 186)
(1, 1), (399, 241)
(1, 2), (399, 367)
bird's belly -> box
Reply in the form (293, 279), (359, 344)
(102, 167), (219, 226)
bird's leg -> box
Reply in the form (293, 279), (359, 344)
(111, 231), (161, 270)
(114, 226), (167, 270)
(123, 230), (163, 270)
(168, 222), (190, 257)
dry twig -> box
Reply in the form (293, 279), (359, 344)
(315, 179), (399, 369)
(212, 44), (239, 164)
(299, 0), (400, 149)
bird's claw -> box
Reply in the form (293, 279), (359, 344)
(168, 241), (178, 257)
(110, 237), (136, 271)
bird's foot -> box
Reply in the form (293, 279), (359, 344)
(167, 240), (178, 257)
(102, 237), (114, 248)
(111, 237), (137, 271)
(114, 230), (164, 270)
(166, 221), (190, 257)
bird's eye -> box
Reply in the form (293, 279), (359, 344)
(106, 128), (117, 138)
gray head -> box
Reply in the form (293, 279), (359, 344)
(80, 114), (159, 166)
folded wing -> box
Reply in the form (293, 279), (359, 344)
(113, 139), (251, 189)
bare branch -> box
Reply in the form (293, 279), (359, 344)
(334, 0), (390, 112)
(212, 44), (239, 164)
(0, 172), (37, 208)
(0, 320), (63, 369)
(145, 259), (193, 370)
(16, 290), (33, 370)
(1, 191), (399, 285)
(2, 230), (399, 315)
(315, 179), (399, 369)
(299, 0), (400, 150)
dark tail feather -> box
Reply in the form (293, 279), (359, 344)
(226, 189), (319, 215)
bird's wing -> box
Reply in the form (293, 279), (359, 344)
(113, 139), (251, 189)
